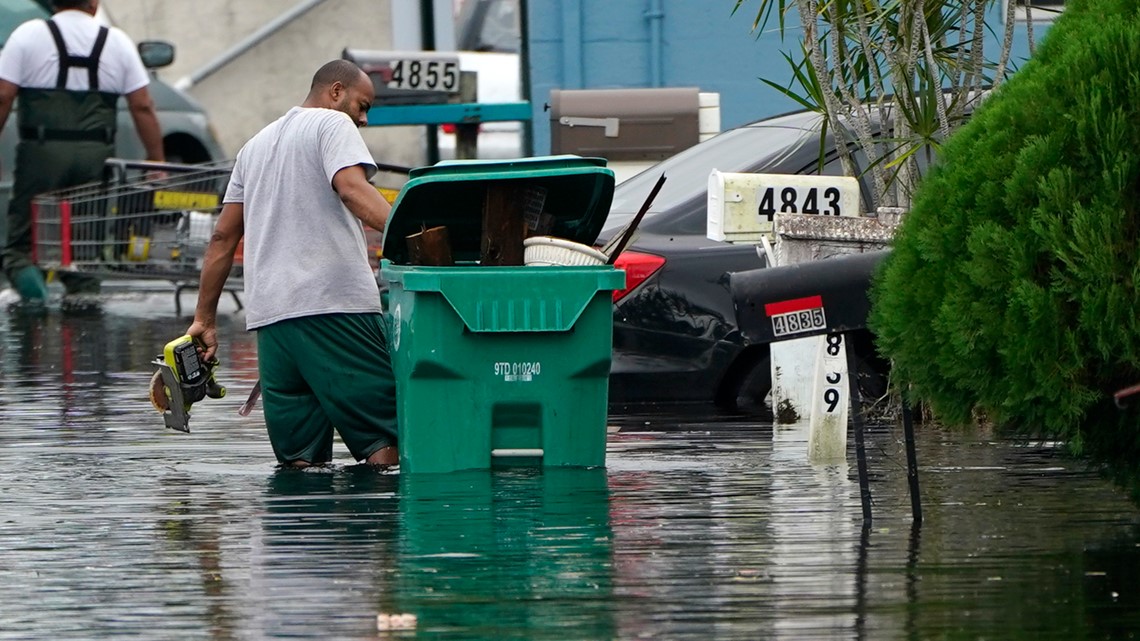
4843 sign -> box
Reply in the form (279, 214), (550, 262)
(758, 185), (843, 219)
(755, 175), (860, 222)
(705, 172), (862, 243)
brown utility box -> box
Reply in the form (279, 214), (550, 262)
(549, 87), (700, 161)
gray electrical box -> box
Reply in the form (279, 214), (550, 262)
(549, 87), (700, 161)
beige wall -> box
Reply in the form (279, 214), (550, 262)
(104, 0), (426, 183)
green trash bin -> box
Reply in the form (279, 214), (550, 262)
(381, 156), (625, 474)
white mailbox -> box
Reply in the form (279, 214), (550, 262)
(707, 171), (861, 243)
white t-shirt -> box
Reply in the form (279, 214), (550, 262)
(225, 107), (382, 330)
(0, 10), (149, 94)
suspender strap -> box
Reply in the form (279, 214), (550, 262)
(44, 19), (109, 91)
(87, 26), (109, 90)
(44, 20), (68, 89)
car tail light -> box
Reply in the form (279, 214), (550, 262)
(440, 123), (482, 134)
(611, 251), (665, 302)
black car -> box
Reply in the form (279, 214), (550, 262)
(602, 109), (893, 414)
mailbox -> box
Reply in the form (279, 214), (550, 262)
(730, 250), (889, 345)
(549, 87), (702, 161)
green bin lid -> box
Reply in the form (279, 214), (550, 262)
(381, 155), (615, 264)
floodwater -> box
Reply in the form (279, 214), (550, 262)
(1, 290), (1139, 641)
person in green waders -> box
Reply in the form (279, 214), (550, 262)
(0, 0), (164, 305)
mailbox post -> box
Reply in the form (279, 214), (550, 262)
(707, 168), (920, 527)
(729, 250), (922, 526)
(709, 171), (864, 437)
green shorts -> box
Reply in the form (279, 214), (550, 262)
(256, 312), (398, 464)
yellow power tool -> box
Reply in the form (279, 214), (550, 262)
(149, 335), (226, 433)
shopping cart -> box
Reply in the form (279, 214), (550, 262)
(31, 159), (242, 313)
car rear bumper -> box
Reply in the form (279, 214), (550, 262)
(608, 342), (739, 404)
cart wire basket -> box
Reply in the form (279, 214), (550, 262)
(31, 159), (242, 311)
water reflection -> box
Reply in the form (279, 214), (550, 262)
(153, 472), (240, 641)
(768, 422), (861, 640)
(0, 296), (257, 440)
(606, 414), (1140, 640)
(395, 470), (614, 638)
(253, 468), (401, 638)
(242, 467), (614, 639)
(1, 301), (1140, 640)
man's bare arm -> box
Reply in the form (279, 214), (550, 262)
(125, 86), (165, 162)
(332, 164), (391, 232)
(0, 79), (17, 134)
(186, 202), (243, 362)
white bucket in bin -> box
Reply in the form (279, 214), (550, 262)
(523, 236), (608, 266)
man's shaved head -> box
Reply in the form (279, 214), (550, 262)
(310, 60), (367, 93)
(303, 60), (375, 128)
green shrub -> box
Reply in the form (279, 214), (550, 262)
(869, 0), (1140, 475)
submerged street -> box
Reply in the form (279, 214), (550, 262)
(0, 292), (1138, 640)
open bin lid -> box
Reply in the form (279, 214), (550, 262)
(381, 155), (615, 264)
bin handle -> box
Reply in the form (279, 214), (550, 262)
(491, 448), (544, 458)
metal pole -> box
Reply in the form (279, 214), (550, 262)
(902, 399), (922, 526)
(421, 0), (440, 165)
(519, 0), (534, 156)
(854, 522), (870, 638)
(646, 0), (665, 87)
(846, 337), (873, 526)
(904, 521), (922, 638)
(455, 72), (479, 159)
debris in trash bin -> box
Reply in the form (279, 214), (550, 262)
(376, 613), (418, 631)
(481, 184), (527, 266)
(406, 225), (454, 266)
(603, 173), (666, 264)
(521, 185), (548, 232)
(526, 211), (557, 237)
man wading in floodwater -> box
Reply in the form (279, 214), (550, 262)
(187, 60), (398, 469)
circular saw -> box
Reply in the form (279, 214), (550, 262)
(150, 335), (226, 433)
(149, 369), (171, 412)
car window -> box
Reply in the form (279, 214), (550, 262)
(815, 145), (875, 212)
(606, 117), (824, 231)
(819, 151), (849, 175)
(0, 0), (48, 47)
